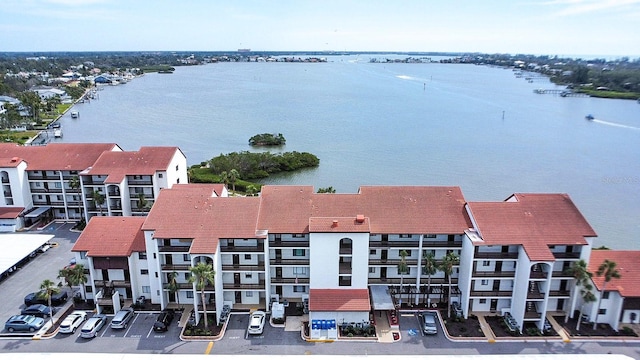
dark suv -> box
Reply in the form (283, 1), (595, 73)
(153, 309), (175, 332)
(24, 291), (68, 306)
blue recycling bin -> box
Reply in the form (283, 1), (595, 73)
(329, 320), (336, 329)
(321, 320), (327, 330)
(312, 320), (319, 330)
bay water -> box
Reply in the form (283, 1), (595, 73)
(54, 55), (640, 250)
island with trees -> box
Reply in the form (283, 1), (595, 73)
(249, 133), (286, 146)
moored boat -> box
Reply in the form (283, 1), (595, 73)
(585, 114), (594, 121)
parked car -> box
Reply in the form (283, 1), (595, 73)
(59, 311), (87, 334)
(21, 304), (56, 318)
(247, 310), (266, 335)
(451, 301), (463, 317)
(4, 315), (45, 333)
(421, 312), (438, 335)
(24, 291), (68, 306)
(153, 309), (175, 332)
(110, 307), (134, 329)
(80, 314), (107, 339)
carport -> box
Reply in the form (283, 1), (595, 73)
(0, 233), (54, 277)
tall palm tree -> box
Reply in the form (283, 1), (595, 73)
(57, 267), (74, 295)
(219, 171), (229, 188)
(69, 264), (88, 300)
(92, 190), (105, 216)
(39, 279), (60, 319)
(593, 259), (621, 330)
(564, 259), (591, 323)
(576, 283), (597, 331)
(422, 252), (438, 307)
(228, 169), (240, 193)
(439, 252), (459, 318)
(189, 262), (215, 329)
(397, 250), (409, 306)
(69, 175), (83, 221)
(167, 270), (181, 310)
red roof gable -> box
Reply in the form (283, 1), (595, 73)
(257, 185), (470, 234)
(73, 217), (146, 257)
(309, 289), (371, 312)
(0, 207), (24, 219)
(589, 250), (640, 298)
(467, 193), (597, 261)
(85, 146), (183, 183)
(0, 143), (120, 171)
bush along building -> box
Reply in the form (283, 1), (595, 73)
(68, 182), (640, 339)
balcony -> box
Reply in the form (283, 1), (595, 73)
(222, 281), (265, 290)
(422, 240), (463, 247)
(162, 282), (193, 290)
(551, 271), (574, 278)
(552, 252), (581, 259)
(270, 258), (309, 265)
(94, 280), (131, 288)
(268, 240), (309, 248)
(368, 259), (418, 266)
(469, 290), (513, 297)
(418, 277), (458, 285)
(1, 177), (9, 183)
(158, 245), (190, 253)
(339, 247), (353, 255)
(270, 277), (310, 284)
(221, 262), (265, 271)
(526, 291), (545, 299)
(219, 244), (264, 252)
(339, 262), (352, 274)
(472, 271), (516, 278)
(369, 241), (420, 248)
(548, 290), (571, 297)
(161, 264), (191, 271)
(474, 251), (518, 259)
(529, 271), (548, 279)
(127, 179), (153, 185)
(524, 312), (542, 320)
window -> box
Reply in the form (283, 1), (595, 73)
(177, 178), (180, 184)
(153, 253), (157, 259)
(293, 267), (307, 275)
(246, 291), (253, 297)
(184, 273), (189, 281)
(159, 173), (163, 178)
(155, 272), (158, 278)
(141, 269), (149, 275)
(176, 165), (179, 171)
(183, 254), (190, 261)
(602, 291), (610, 299)
(598, 309), (607, 315)
(479, 299), (487, 304)
(139, 252), (147, 260)
(369, 267), (375, 274)
(244, 254), (251, 260)
(79, 252), (87, 259)
(293, 286), (305, 293)
(399, 234), (411, 238)
(54, 182), (62, 189)
(369, 249), (376, 255)
(142, 286), (150, 294)
(481, 280), (489, 285)
(245, 273), (253, 279)
(186, 291), (194, 299)
(293, 249), (306, 256)
(292, 234), (305, 238)
(424, 234), (437, 238)
(482, 261), (490, 266)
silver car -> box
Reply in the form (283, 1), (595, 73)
(110, 307), (134, 329)
(80, 314), (107, 338)
(422, 312), (438, 335)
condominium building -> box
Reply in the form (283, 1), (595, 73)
(0, 143), (187, 230)
(72, 183), (603, 338)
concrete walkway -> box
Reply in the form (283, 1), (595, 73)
(374, 311), (396, 343)
(547, 315), (571, 342)
(476, 316), (496, 342)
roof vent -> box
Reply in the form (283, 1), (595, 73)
(331, 220), (338, 228)
(356, 214), (365, 223)
(10, 157), (19, 163)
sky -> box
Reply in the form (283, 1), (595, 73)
(1, 0), (640, 58)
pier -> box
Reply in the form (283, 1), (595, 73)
(533, 89), (589, 97)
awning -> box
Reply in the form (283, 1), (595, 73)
(370, 285), (396, 310)
(25, 206), (51, 218)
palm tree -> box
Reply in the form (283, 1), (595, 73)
(577, 283), (597, 331)
(57, 268), (74, 295)
(92, 190), (105, 216)
(245, 185), (259, 196)
(593, 259), (621, 330)
(69, 175), (83, 221)
(439, 251), (459, 318)
(39, 279), (60, 319)
(189, 262), (215, 329)
(422, 252), (438, 307)
(228, 169), (240, 193)
(219, 171), (229, 188)
(167, 271), (181, 310)
(69, 264), (88, 300)
(397, 250), (409, 307)
(564, 259), (591, 323)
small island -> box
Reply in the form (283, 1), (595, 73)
(249, 133), (286, 146)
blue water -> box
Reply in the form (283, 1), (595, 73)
(55, 55), (640, 250)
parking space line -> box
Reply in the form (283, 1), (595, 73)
(123, 313), (140, 337)
(146, 326), (153, 338)
(205, 341), (214, 354)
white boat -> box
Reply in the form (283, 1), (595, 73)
(71, 111), (79, 118)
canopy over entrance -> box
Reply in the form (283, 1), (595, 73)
(370, 285), (395, 310)
(25, 206), (51, 218)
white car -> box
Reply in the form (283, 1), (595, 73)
(247, 311), (266, 335)
(59, 311), (87, 334)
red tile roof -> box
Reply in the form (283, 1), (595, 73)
(589, 250), (640, 298)
(467, 193), (597, 261)
(309, 217), (370, 233)
(0, 207), (24, 219)
(257, 185), (471, 234)
(85, 146), (183, 183)
(0, 157), (25, 168)
(0, 143), (120, 171)
(142, 184), (259, 254)
(309, 289), (371, 312)
(72, 217), (146, 257)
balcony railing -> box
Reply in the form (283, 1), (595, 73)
(94, 280), (131, 288)
(526, 291), (545, 299)
(368, 259), (418, 266)
(548, 290), (571, 297)
(474, 252), (518, 259)
(339, 262), (352, 274)
(162, 282), (192, 290)
(127, 179), (153, 185)
(268, 240), (309, 248)
(161, 264), (191, 271)
(368, 241), (420, 248)
(221, 262), (265, 271)
(529, 271), (548, 279)
(271, 258), (310, 265)
(469, 290), (513, 297)
(551, 271), (574, 278)
(219, 244), (264, 252)
(158, 245), (191, 253)
(422, 240), (463, 247)
(524, 311), (542, 320)
(222, 281), (265, 290)
(472, 271), (516, 278)
(270, 277), (310, 284)
(552, 252), (581, 259)
(418, 278), (458, 285)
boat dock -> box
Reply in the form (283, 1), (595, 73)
(533, 89), (589, 97)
